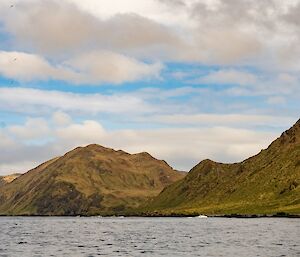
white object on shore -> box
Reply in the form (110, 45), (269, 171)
(197, 215), (208, 218)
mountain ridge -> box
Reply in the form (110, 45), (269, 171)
(0, 144), (185, 215)
(144, 119), (300, 215)
(0, 120), (299, 216)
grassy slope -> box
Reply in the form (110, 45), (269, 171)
(0, 145), (185, 215)
(145, 119), (300, 215)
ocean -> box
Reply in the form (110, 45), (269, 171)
(0, 217), (299, 256)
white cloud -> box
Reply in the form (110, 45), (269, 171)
(64, 51), (163, 84)
(224, 72), (300, 96)
(0, 51), (163, 84)
(0, 117), (282, 174)
(1, 0), (182, 57)
(0, 51), (62, 81)
(0, 131), (15, 148)
(0, 86), (298, 126)
(7, 118), (50, 141)
(144, 113), (295, 127)
(56, 120), (106, 145)
(1, 0), (299, 68)
(198, 69), (258, 86)
(0, 0), (298, 175)
(0, 161), (39, 176)
(267, 96), (286, 105)
(52, 111), (72, 127)
(0, 87), (153, 115)
(106, 126), (278, 171)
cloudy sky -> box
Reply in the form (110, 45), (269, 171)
(0, 0), (299, 174)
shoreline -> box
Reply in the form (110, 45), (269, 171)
(0, 213), (299, 218)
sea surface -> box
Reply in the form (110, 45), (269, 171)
(0, 217), (299, 257)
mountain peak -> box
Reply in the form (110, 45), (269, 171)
(193, 159), (216, 168)
(0, 144), (185, 215)
(135, 151), (154, 159)
(64, 144), (121, 159)
(85, 144), (113, 151)
(201, 159), (215, 164)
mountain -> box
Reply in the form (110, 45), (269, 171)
(0, 174), (21, 187)
(0, 144), (185, 216)
(145, 119), (300, 216)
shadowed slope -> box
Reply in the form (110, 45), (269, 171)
(146, 119), (300, 215)
(0, 145), (185, 215)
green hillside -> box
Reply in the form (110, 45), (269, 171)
(0, 145), (185, 216)
(145, 119), (300, 216)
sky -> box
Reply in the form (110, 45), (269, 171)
(0, 0), (299, 174)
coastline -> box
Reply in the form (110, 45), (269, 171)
(0, 212), (299, 218)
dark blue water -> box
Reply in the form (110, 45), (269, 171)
(0, 217), (299, 256)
